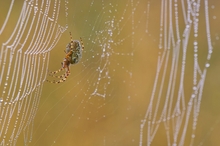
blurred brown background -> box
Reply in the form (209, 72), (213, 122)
(0, 0), (220, 146)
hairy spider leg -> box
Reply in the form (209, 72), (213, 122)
(48, 67), (64, 74)
(48, 67), (70, 78)
(46, 72), (70, 84)
(69, 31), (84, 50)
(69, 32), (75, 51)
(69, 32), (73, 42)
(80, 37), (85, 50)
(65, 50), (73, 59)
(69, 32), (76, 56)
(48, 73), (66, 78)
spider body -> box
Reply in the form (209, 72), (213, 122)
(46, 32), (84, 84)
(65, 39), (83, 64)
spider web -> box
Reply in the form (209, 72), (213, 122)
(0, 0), (220, 146)
(0, 0), (68, 145)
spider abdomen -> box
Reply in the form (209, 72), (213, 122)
(66, 40), (83, 64)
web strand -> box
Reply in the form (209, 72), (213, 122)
(0, 0), (67, 145)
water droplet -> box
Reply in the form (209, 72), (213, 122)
(205, 63), (210, 68)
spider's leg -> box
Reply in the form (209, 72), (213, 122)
(46, 72), (70, 84)
(69, 32), (75, 52)
(80, 37), (85, 50)
(48, 73), (66, 78)
(69, 32), (74, 42)
(65, 50), (73, 58)
(48, 67), (64, 74)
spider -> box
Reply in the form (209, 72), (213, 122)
(46, 32), (84, 83)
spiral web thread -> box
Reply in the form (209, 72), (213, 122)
(0, 0), (67, 145)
